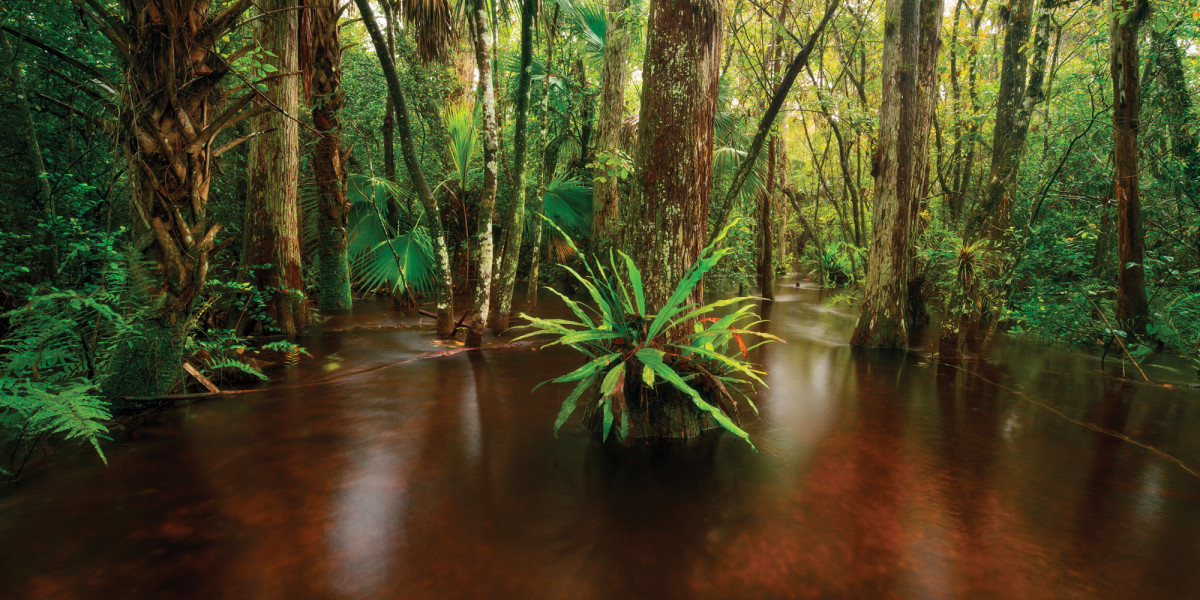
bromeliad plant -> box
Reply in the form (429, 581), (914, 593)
(518, 218), (780, 450)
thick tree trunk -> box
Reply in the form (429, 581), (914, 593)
(306, 0), (353, 314)
(1111, 0), (1149, 331)
(527, 7), (559, 307)
(489, 0), (538, 333)
(849, 0), (921, 348)
(243, 0), (307, 335)
(904, 0), (943, 331)
(99, 0), (255, 398)
(624, 0), (722, 309)
(590, 0), (631, 250)
(0, 31), (55, 278)
(467, 4), (500, 347)
(357, 0), (456, 336)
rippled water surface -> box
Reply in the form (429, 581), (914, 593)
(2, 282), (1200, 599)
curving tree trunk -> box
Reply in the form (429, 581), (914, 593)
(304, 0), (353, 314)
(357, 0), (456, 337)
(1110, 0), (1149, 331)
(849, 0), (921, 348)
(624, 0), (722, 308)
(490, 0), (538, 333)
(590, 0), (631, 251)
(243, 0), (307, 335)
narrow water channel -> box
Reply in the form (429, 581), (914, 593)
(2, 282), (1199, 599)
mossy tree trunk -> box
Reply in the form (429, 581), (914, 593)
(489, 0), (538, 333)
(305, 0), (353, 314)
(849, 0), (921, 349)
(467, 1), (500, 347)
(590, 0), (631, 252)
(243, 0), (308, 335)
(624, 0), (722, 309)
(969, 0), (1053, 241)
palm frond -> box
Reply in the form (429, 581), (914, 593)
(353, 228), (438, 295)
(539, 176), (593, 239)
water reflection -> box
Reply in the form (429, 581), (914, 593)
(1, 287), (1199, 599)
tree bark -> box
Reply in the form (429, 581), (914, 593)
(97, 0), (256, 398)
(466, 3), (500, 347)
(970, 0), (1053, 240)
(624, 0), (722, 308)
(489, 0), (538, 333)
(849, 0), (921, 348)
(383, 4), (397, 221)
(243, 0), (307, 335)
(590, 0), (631, 251)
(357, 0), (455, 336)
(1111, 0), (1149, 331)
(305, 0), (353, 314)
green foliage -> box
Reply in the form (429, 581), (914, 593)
(518, 218), (778, 448)
(538, 177), (593, 240)
(444, 100), (479, 187)
(586, 149), (632, 184)
(804, 241), (863, 287)
(0, 289), (133, 469)
(345, 175), (438, 296)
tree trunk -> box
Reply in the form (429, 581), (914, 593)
(904, 0), (943, 331)
(489, 0), (538, 333)
(98, 0), (255, 398)
(849, 0), (921, 349)
(1111, 0), (1149, 331)
(970, 0), (1053, 241)
(527, 7), (559, 307)
(383, 4), (397, 221)
(624, 0), (722, 309)
(305, 0), (353, 314)
(466, 3), (500, 347)
(759, 139), (776, 299)
(357, 0), (455, 336)
(0, 31), (55, 278)
(757, 0), (790, 301)
(590, 0), (631, 251)
(243, 0), (307, 335)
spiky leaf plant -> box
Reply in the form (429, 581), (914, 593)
(518, 218), (780, 449)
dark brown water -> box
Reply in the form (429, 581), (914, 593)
(3, 282), (1200, 599)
